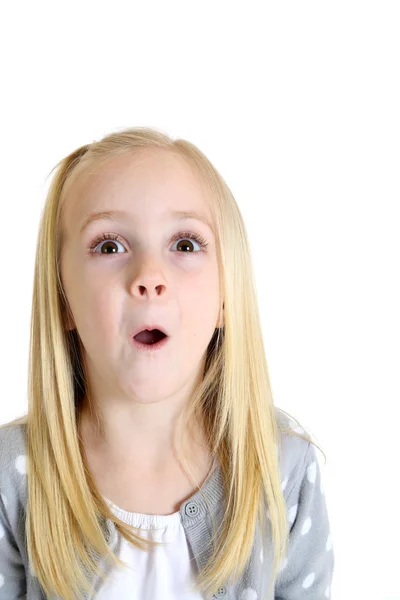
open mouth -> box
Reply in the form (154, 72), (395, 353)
(133, 329), (167, 345)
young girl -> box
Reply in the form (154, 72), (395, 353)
(0, 127), (334, 600)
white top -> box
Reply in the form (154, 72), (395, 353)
(88, 460), (218, 599)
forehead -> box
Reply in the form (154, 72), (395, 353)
(62, 149), (212, 231)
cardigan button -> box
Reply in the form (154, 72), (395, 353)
(213, 586), (227, 597)
(184, 501), (199, 517)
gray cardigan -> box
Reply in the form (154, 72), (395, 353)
(0, 408), (334, 599)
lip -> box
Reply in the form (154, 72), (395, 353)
(131, 323), (169, 338)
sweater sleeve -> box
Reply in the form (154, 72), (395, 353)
(0, 492), (26, 599)
(0, 425), (27, 600)
(274, 441), (335, 599)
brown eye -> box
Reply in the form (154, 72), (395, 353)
(170, 231), (209, 253)
(99, 241), (122, 254)
(175, 239), (196, 252)
(89, 234), (126, 254)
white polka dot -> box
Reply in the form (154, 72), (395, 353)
(324, 584), (330, 597)
(288, 503), (298, 524)
(0, 573), (4, 588)
(302, 572), (315, 588)
(1, 493), (7, 508)
(259, 546), (264, 563)
(240, 587), (258, 599)
(306, 461), (317, 484)
(15, 455), (27, 475)
(326, 532), (332, 551)
(301, 516), (312, 535)
(281, 476), (288, 492)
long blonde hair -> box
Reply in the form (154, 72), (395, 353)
(1, 126), (324, 600)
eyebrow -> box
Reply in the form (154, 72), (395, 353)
(79, 209), (215, 236)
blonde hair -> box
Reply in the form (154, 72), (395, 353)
(1, 126), (324, 600)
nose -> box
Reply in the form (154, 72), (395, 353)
(129, 263), (168, 299)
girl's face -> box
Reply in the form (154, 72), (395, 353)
(60, 149), (222, 405)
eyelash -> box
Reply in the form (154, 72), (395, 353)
(88, 230), (209, 257)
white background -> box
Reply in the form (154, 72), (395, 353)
(0, 2), (399, 599)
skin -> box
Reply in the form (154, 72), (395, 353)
(59, 148), (223, 484)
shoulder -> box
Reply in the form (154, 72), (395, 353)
(0, 422), (28, 470)
(0, 423), (28, 507)
(274, 406), (317, 499)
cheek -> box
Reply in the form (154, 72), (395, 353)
(178, 273), (219, 327)
(183, 266), (218, 297)
(63, 267), (114, 338)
